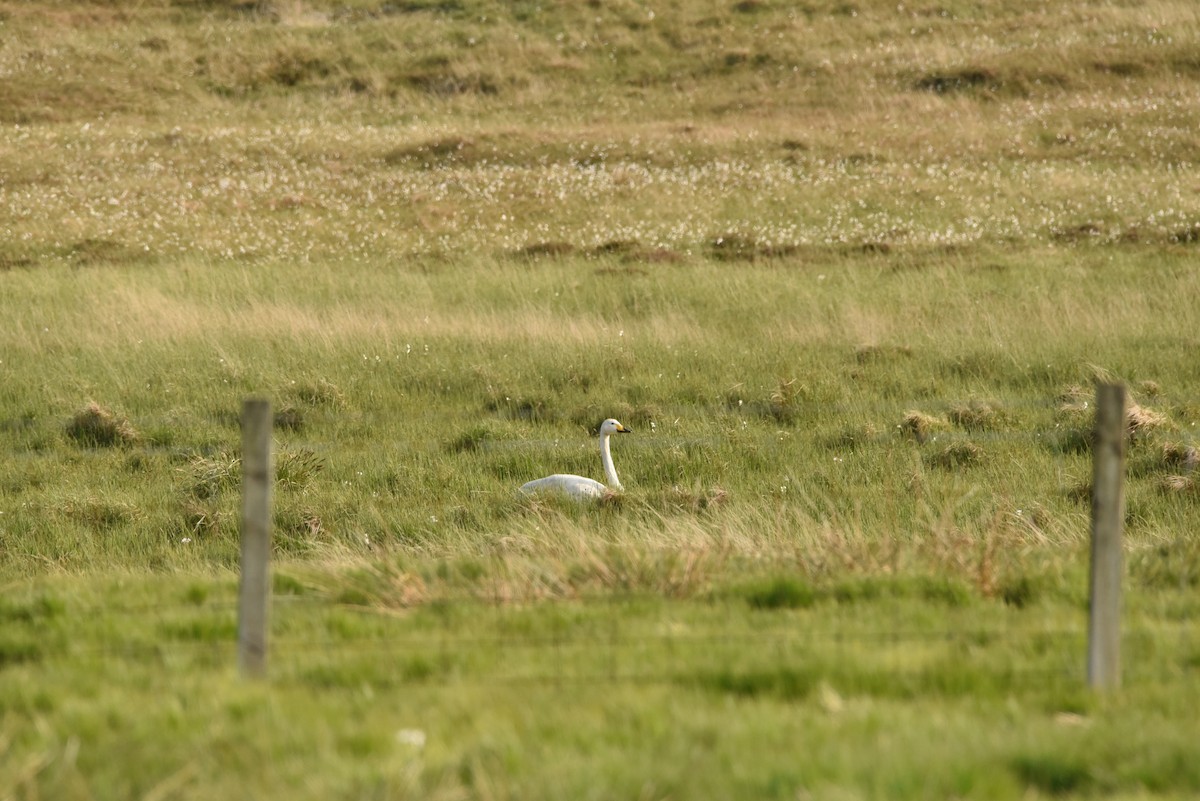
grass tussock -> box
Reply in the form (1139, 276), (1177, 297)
(707, 233), (798, 262)
(1160, 441), (1199, 472)
(184, 451), (241, 500)
(947, 399), (1008, 431)
(65, 402), (139, 448)
(926, 440), (986, 470)
(515, 241), (576, 260)
(900, 411), (948, 444)
(1126, 399), (1168, 439)
(1161, 474), (1195, 495)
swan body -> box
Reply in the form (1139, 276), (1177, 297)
(520, 418), (631, 501)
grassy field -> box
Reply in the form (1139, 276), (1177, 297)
(2, 0), (1200, 798)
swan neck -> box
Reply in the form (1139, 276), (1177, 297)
(600, 430), (621, 489)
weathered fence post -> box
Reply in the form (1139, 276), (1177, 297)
(1088, 383), (1125, 690)
(238, 398), (272, 678)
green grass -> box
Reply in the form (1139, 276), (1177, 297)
(2, 0), (1200, 798)
(3, 574), (1199, 800)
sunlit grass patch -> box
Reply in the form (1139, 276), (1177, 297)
(947, 399), (1010, 431)
(65, 402), (140, 448)
(899, 411), (948, 444)
(925, 440), (985, 470)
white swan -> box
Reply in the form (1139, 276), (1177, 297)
(520, 418), (631, 501)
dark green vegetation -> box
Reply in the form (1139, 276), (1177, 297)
(2, 0), (1199, 798)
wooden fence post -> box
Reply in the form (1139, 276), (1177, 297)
(238, 398), (272, 679)
(1088, 383), (1125, 690)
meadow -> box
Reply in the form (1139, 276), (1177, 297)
(2, 0), (1200, 798)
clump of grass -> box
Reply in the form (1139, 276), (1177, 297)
(947, 399), (1008, 431)
(768, 378), (807, 425)
(1051, 384), (1095, 453)
(406, 66), (502, 98)
(996, 574), (1043, 609)
(1065, 479), (1092, 504)
(487, 396), (554, 422)
(631, 247), (685, 264)
(1160, 441), (1198, 472)
(1126, 399), (1167, 439)
(292, 379), (346, 409)
(588, 239), (685, 265)
(184, 451), (240, 499)
(0, 247), (37, 270)
(384, 136), (476, 167)
(825, 423), (882, 451)
(515, 241), (575, 259)
(275, 505), (326, 549)
(1169, 223), (1200, 244)
(926, 440), (985, 470)
(63, 497), (141, 531)
(900, 411), (947, 444)
(589, 239), (641, 257)
(180, 498), (230, 538)
(707, 233), (797, 262)
(690, 666), (818, 701)
(737, 576), (816, 610)
(274, 404), (305, 432)
(1058, 382), (1167, 441)
(65, 402), (139, 447)
(277, 448), (323, 491)
(67, 237), (149, 267)
(914, 67), (1000, 95)
(1056, 384), (1092, 413)
(663, 484), (730, 513)
(449, 424), (495, 454)
(1010, 754), (1093, 796)
(1161, 474), (1195, 495)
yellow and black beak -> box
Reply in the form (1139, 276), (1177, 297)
(617, 423), (631, 433)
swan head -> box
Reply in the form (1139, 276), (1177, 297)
(600, 418), (631, 435)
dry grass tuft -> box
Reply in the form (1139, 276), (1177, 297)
(516, 241), (576, 259)
(664, 485), (730, 513)
(926, 440), (985, 470)
(62, 496), (141, 531)
(900, 411), (947, 444)
(914, 67), (1000, 95)
(292, 379), (346, 409)
(65, 401), (139, 447)
(68, 237), (149, 267)
(708, 233), (798, 262)
(1126, 400), (1167, 438)
(1161, 474), (1195, 495)
(1169, 223), (1200, 244)
(1056, 383), (1167, 444)
(947, 399), (1007, 431)
(383, 136), (476, 166)
(273, 404), (305, 432)
(1056, 384), (1092, 413)
(768, 379), (807, 425)
(588, 239), (685, 265)
(180, 498), (230, 537)
(1065, 480), (1092, 504)
(184, 451), (240, 499)
(1160, 442), (1199, 473)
